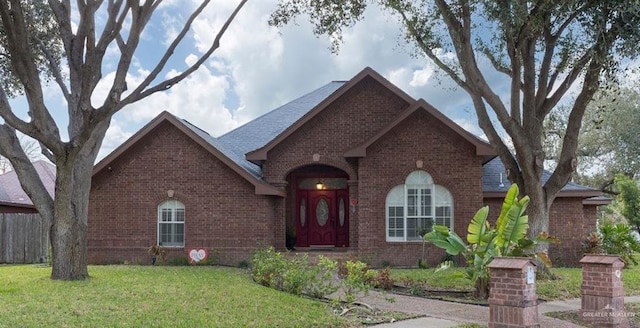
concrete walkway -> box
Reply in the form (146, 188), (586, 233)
(363, 292), (640, 327)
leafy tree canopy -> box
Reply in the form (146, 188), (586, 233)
(0, 0), (62, 97)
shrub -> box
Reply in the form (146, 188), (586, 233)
(341, 260), (376, 303)
(305, 256), (339, 299)
(371, 267), (395, 290)
(250, 247), (339, 299)
(599, 223), (640, 266)
(251, 247), (287, 289)
(583, 231), (603, 254)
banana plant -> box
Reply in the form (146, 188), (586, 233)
(424, 183), (554, 299)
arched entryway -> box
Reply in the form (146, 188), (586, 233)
(287, 165), (349, 248)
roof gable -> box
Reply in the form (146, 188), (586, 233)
(93, 112), (284, 197)
(218, 81), (345, 167)
(344, 99), (495, 161)
(245, 67), (415, 162)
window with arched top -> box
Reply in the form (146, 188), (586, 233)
(158, 200), (185, 247)
(386, 171), (453, 241)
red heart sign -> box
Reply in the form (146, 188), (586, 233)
(188, 248), (208, 265)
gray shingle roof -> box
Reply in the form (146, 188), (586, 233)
(482, 157), (600, 194)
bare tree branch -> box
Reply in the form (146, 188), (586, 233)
(35, 36), (71, 102)
(120, 0), (249, 108)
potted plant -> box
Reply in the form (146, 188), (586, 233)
(286, 226), (297, 250)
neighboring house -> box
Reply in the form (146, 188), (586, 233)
(0, 160), (56, 213)
(88, 67), (608, 267)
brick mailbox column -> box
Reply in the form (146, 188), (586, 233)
(488, 257), (539, 328)
(580, 255), (628, 328)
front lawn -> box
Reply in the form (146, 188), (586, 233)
(391, 264), (640, 301)
(0, 265), (347, 327)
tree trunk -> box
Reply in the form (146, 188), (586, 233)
(50, 155), (95, 280)
(48, 118), (108, 280)
(523, 183), (549, 242)
(517, 163), (556, 262)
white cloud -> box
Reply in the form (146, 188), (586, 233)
(409, 68), (434, 88)
(99, 119), (133, 160)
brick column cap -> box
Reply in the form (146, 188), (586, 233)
(580, 254), (625, 267)
(488, 257), (537, 269)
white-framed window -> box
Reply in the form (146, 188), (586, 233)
(386, 171), (453, 241)
(158, 200), (185, 247)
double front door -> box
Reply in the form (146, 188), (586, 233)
(296, 189), (349, 247)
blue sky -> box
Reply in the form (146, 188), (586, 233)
(14, 0), (513, 161)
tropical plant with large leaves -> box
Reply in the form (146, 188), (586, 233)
(424, 184), (554, 299)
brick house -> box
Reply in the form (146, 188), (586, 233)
(87, 67), (607, 267)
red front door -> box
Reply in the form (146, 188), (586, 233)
(308, 190), (336, 246)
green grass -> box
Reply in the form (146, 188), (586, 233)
(391, 267), (473, 291)
(0, 265), (347, 327)
(391, 264), (640, 301)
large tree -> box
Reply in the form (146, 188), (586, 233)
(270, 0), (640, 243)
(0, 0), (247, 280)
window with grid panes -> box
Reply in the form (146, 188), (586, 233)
(158, 200), (185, 247)
(385, 171), (453, 241)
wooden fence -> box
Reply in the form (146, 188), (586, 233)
(0, 213), (49, 264)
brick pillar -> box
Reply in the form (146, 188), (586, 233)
(580, 255), (628, 328)
(347, 179), (358, 249)
(488, 257), (539, 328)
(272, 181), (288, 251)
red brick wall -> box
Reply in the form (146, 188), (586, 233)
(88, 121), (278, 266)
(549, 198), (589, 266)
(262, 76), (409, 184)
(483, 197), (593, 266)
(583, 204), (598, 235)
(262, 76), (410, 255)
(357, 109), (484, 267)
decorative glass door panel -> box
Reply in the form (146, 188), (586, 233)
(336, 190), (349, 247)
(300, 198), (306, 227)
(308, 191), (336, 246)
(316, 199), (329, 226)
